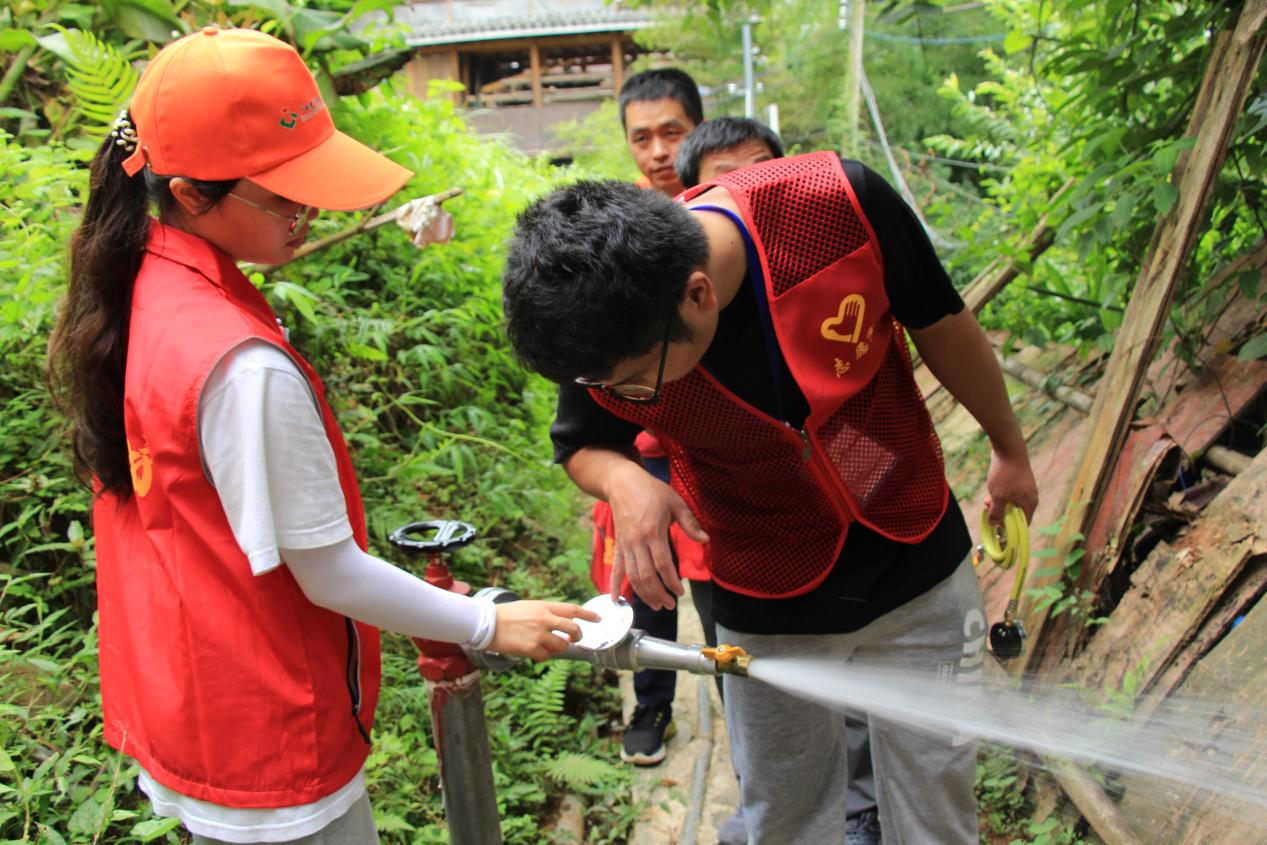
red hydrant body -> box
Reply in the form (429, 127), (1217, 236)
(412, 559), (477, 681)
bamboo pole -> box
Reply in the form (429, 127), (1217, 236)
(1021, 2), (1267, 676)
(842, 0), (865, 155)
(995, 354), (1093, 414)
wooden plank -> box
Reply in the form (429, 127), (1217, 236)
(1142, 240), (1267, 407)
(1082, 424), (1180, 563)
(1155, 354), (1267, 457)
(1057, 446), (1267, 702)
(1136, 552), (1267, 713)
(1022, 3), (1267, 676)
(984, 659), (1148, 845)
(1114, 587), (1267, 843)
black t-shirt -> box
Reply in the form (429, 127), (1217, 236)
(551, 158), (972, 634)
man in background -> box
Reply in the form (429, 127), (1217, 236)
(620, 68), (702, 197)
(674, 115), (783, 188)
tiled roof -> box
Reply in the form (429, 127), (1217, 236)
(395, 2), (655, 47)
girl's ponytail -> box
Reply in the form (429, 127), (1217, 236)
(48, 118), (152, 497)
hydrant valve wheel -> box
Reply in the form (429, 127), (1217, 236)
(388, 520), (477, 553)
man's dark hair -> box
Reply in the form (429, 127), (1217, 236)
(675, 117), (785, 188)
(618, 68), (704, 129)
(502, 180), (709, 383)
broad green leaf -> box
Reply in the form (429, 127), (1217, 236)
(1151, 182), (1179, 216)
(99, 0), (186, 43)
(229, 0), (295, 25)
(0, 29), (38, 52)
(1238, 333), (1267, 362)
(67, 797), (105, 835)
(1002, 30), (1032, 55)
(346, 342), (387, 362)
(130, 817), (182, 841)
(35, 31), (74, 63)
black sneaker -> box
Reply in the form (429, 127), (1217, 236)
(845, 808), (882, 845)
(620, 703), (674, 765)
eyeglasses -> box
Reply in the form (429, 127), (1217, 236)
(227, 192), (312, 235)
(575, 323), (672, 404)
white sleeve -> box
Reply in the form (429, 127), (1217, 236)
(199, 340), (352, 575)
(282, 538), (497, 649)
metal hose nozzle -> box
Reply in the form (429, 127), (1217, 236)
(553, 632), (750, 677)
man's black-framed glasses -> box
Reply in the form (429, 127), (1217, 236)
(575, 323), (671, 404)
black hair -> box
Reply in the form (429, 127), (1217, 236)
(675, 117), (785, 188)
(47, 119), (236, 496)
(502, 180), (709, 383)
(618, 68), (704, 129)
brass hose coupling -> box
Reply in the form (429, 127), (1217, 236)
(703, 644), (751, 677)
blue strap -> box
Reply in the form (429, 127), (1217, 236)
(690, 204), (793, 423)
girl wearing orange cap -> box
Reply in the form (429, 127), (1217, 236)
(47, 27), (597, 844)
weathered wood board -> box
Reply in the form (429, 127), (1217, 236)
(1113, 589), (1267, 844)
(1058, 447), (1267, 702)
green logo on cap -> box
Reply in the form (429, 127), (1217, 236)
(279, 109), (299, 129)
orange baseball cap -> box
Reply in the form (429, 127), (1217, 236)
(122, 26), (412, 211)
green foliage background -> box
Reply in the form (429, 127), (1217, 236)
(0, 20), (635, 843)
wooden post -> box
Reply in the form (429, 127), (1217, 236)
(611, 35), (624, 95)
(448, 49), (461, 105)
(1021, 1), (1267, 676)
(529, 41), (543, 108)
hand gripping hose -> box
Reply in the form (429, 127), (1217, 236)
(978, 504), (1030, 659)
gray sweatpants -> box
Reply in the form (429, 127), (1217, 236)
(190, 793), (379, 845)
(718, 558), (986, 845)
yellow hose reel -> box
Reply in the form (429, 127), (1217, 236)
(976, 504), (1030, 660)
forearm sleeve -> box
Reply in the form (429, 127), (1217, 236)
(281, 537), (496, 650)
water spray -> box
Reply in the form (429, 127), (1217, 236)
(975, 504), (1031, 659)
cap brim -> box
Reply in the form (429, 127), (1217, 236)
(248, 129), (413, 211)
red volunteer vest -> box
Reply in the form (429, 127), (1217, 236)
(593, 152), (948, 598)
(93, 222), (380, 807)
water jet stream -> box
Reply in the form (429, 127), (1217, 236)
(746, 656), (1267, 830)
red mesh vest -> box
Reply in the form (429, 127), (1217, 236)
(93, 223), (380, 807)
(593, 152), (948, 598)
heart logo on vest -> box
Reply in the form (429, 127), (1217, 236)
(127, 438), (153, 497)
(821, 294), (866, 343)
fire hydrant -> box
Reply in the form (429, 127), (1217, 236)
(389, 519), (502, 845)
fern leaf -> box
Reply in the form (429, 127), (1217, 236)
(45, 27), (139, 139)
(543, 751), (622, 789)
(519, 661), (573, 744)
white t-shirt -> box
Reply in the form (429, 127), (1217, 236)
(198, 340), (353, 574)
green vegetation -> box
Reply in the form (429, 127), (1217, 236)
(0, 5), (635, 839)
(976, 746), (1088, 845)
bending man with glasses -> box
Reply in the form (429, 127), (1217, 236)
(502, 154), (1038, 844)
